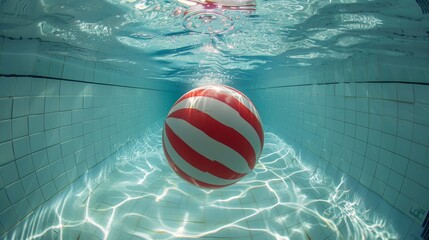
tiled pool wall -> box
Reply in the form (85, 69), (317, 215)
(241, 54), (429, 226)
(0, 37), (183, 235)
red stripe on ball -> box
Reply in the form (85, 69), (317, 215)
(168, 108), (256, 169)
(162, 141), (232, 189)
(164, 123), (246, 180)
(174, 88), (263, 148)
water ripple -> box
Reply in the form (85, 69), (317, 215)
(5, 122), (400, 240)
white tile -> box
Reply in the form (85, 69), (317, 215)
(395, 66), (410, 82)
(391, 154), (408, 175)
(83, 96), (93, 108)
(12, 97), (29, 118)
(368, 83), (382, 99)
(365, 144), (379, 162)
(378, 64), (394, 81)
(60, 81), (73, 95)
(50, 159), (65, 178)
(360, 171), (373, 188)
(66, 167), (78, 183)
(29, 96), (45, 114)
(401, 178), (425, 207)
(12, 197), (32, 220)
(375, 163), (390, 183)
(40, 181), (57, 200)
(383, 185), (399, 206)
(0, 98), (13, 120)
(345, 97), (356, 110)
(62, 57), (85, 80)
(44, 96), (59, 113)
(27, 189), (45, 209)
(28, 114), (44, 134)
(0, 206), (18, 231)
(11, 116), (28, 138)
(0, 119), (12, 143)
(397, 102), (413, 122)
(413, 103), (429, 126)
(0, 141), (14, 165)
(414, 85), (429, 104)
(29, 132), (46, 152)
(33, 56), (51, 76)
(59, 111), (72, 126)
(370, 177), (386, 196)
(349, 164), (361, 180)
(396, 119), (413, 140)
(31, 149), (49, 169)
(5, 181), (25, 204)
(388, 170), (404, 191)
(369, 114), (383, 131)
(412, 123), (429, 145)
(45, 128), (60, 147)
(44, 112), (59, 130)
(353, 139), (366, 156)
(354, 65), (368, 82)
(36, 165), (53, 186)
(397, 84), (414, 103)
(71, 82), (84, 96)
(419, 166), (429, 189)
(60, 96), (81, 111)
(48, 55), (64, 78)
(382, 84), (397, 100)
(355, 125), (368, 141)
(54, 173), (68, 191)
(45, 79), (60, 96)
(367, 129), (381, 146)
(12, 136), (31, 159)
(410, 142), (427, 166)
(381, 116), (397, 136)
(3, 39), (38, 54)
(344, 113), (356, 129)
(73, 136), (84, 151)
(363, 157), (377, 176)
(382, 100), (397, 117)
(13, 78), (31, 97)
(0, 162), (19, 186)
(0, 189), (11, 213)
(395, 193), (411, 220)
(0, 53), (35, 75)
(0, 77), (14, 97)
(15, 155), (34, 178)
(72, 110), (84, 124)
(30, 78), (46, 96)
(83, 64), (95, 82)
(46, 144), (61, 163)
(20, 173), (39, 195)
(61, 140), (75, 157)
(356, 83), (369, 98)
(356, 112), (369, 127)
(59, 126), (73, 142)
(405, 160), (423, 183)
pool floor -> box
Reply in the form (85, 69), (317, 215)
(6, 124), (413, 240)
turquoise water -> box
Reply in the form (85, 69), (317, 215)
(1, 0), (429, 239)
(1, 0), (428, 83)
(3, 123), (413, 239)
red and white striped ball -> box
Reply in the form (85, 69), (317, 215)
(162, 84), (264, 189)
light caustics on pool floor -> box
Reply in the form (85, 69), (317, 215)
(7, 123), (398, 240)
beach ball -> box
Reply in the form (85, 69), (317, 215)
(162, 84), (264, 189)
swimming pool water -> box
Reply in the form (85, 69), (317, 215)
(2, 122), (419, 239)
(1, 0), (429, 239)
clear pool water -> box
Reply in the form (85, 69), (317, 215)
(4, 123), (408, 239)
(1, 0), (429, 239)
